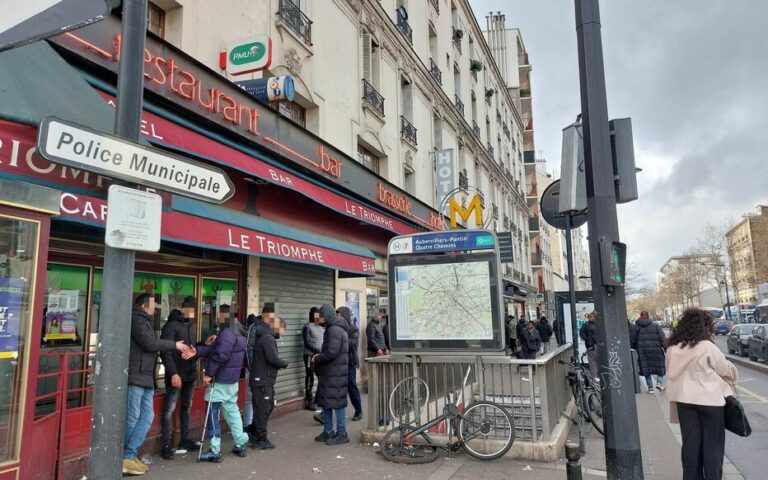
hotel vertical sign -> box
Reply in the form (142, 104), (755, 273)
(434, 148), (455, 208)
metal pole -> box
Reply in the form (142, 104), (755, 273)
(88, 1), (147, 478)
(564, 213), (585, 454)
(723, 272), (733, 322)
(573, 1), (643, 478)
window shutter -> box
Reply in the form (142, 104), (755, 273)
(362, 32), (372, 82)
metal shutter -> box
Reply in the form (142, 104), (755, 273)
(258, 259), (334, 401)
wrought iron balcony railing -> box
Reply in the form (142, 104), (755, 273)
(400, 115), (417, 146)
(278, 0), (313, 46)
(429, 58), (441, 85)
(396, 9), (413, 44)
(454, 94), (464, 116)
(472, 121), (480, 138)
(458, 169), (469, 189)
(362, 79), (385, 117)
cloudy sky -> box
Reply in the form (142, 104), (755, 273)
(469, 0), (768, 282)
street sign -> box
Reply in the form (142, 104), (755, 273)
(388, 230), (495, 255)
(497, 231), (514, 263)
(0, 0), (110, 53)
(37, 117), (235, 203)
(221, 35), (272, 75)
(105, 185), (162, 252)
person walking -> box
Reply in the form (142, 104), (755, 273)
(159, 307), (199, 460)
(537, 316), (554, 354)
(303, 307), (324, 410)
(336, 306), (363, 421)
(311, 304), (349, 445)
(193, 324), (250, 463)
(366, 312), (388, 357)
(519, 321), (542, 360)
(631, 311), (667, 393)
(666, 308), (738, 480)
(246, 310), (288, 449)
(124, 294), (191, 476)
(516, 315), (527, 358)
(505, 315), (517, 355)
(579, 312), (599, 380)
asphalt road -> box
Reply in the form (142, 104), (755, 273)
(713, 334), (768, 480)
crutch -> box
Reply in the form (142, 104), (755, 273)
(198, 381), (217, 461)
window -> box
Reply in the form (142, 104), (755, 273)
(147, 2), (165, 38)
(270, 100), (306, 127)
(363, 32), (380, 89)
(404, 169), (416, 195)
(357, 144), (380, 174)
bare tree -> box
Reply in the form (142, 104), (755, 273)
(693, 219), (736, 305)
(624, 261), (653, 298)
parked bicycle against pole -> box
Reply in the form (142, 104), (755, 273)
(381, 366), (515, 464)
(560, 352), (603, 435)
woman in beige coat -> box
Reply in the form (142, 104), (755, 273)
(666, 308), (738, 480)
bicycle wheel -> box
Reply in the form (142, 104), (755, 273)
(380, 426), (441, 464)
(585, 390), (604, 435)
(389, 376), (430, 426)
(457, 401), (515, 460)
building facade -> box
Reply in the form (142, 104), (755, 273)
(727, 205), (768, 303)
(657, 255), (727, 320)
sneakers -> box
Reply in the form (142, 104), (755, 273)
(656, 384), (665, 392)
(647, 388), (656, 394)
(251, 439), (275, 450)
(315, 431), (333, 442)
(178, 439), (201, 452)
(231, 444), (248, 457)
(122, 458), (148, 475)
(161, 444), (174, 461)
(325, 432), (349, 445)
(312, 413), (324, 425)
(198, 450), (223, 463)
(351, 411), (363, 422)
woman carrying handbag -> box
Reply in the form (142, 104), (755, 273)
(666, 308), (740, 480)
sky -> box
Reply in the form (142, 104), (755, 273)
(469, 0), (768, 283)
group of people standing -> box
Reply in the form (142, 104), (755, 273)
(505, 314), (554, 359)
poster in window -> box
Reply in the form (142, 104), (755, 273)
(0, 278), (24, 359)
(44, 289), (79, 342)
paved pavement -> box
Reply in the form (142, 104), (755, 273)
(138, 389), (742, 480)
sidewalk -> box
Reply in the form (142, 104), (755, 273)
(141, 393), (741, 480)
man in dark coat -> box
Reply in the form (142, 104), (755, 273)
(193, 324), (250, 462)
(516, 316), (528, 358)
(336, 306), (363, 421)
(579, 312), (599, 380)
(537, 316), (554, 354)
(630, 311), (667, 393)
(246, 311), (288, 449)
(124, 294), (190, 476)
(311, 304), (349, 445)
(519, 321), (542, 359)
(159, 306), (199, 460)
(366, 312), (387, 357)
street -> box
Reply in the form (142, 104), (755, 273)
(713, 335), (768, 480)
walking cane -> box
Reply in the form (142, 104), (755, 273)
(199, 380), (217, 461)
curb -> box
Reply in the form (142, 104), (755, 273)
(726, 353), (768, 374)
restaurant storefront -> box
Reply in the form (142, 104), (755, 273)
(0, 14), (442, 480)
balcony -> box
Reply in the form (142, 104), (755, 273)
(519, 53), (530, 66)
(470, 69), (477, 82)
(503, 123), (511, 139)
(278, 0), (313, 47)
(524, 151), (536, 164)
(429, 58), (442, 85)
(429, 0), (439, 13)
(396, 9), (413, 44)
(458, 168), (469, 189)
(496, 110), (502, 123)
(492, 204), (499, 219)
(520, 84), (531, 98)
(486, 143), (494, 159)
(527, 183), (538, 197)
(532, 253), (542, 266)
(400, 115), (417, 146)
(362, 79), (385, 118)
(529, 216), (540, 232)
(523, 114), (533, 131)
(452, 27), (463, 53)
(454, 94), (464, 116)
(503, 214), (510, 228)
(472, 121), (481, 138)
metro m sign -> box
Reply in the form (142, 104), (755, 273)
(449, 194), (484, 229)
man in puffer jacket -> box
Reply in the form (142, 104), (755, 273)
(336, 306), (363, 421)
(192, 326), (249, 463)
(311, 304), (349, 445)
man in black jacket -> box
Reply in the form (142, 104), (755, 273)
(246, 311), (288, 450)
(366, 312), (387, 357)
(537, 316), (554, 354)
(336, 306), (363, 421)
(123, 294), (190, 476)
(159, 305), (199, 460)
(579, 312), (599, 380)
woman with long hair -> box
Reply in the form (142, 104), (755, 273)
(666, 307), (738, 480)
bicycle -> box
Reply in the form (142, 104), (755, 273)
(560, 352), (603, 435)
(381, 367), (515, 464)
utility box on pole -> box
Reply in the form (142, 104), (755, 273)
(609, 118), (638, 204)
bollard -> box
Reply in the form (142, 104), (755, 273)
(565, 442), (583, 480)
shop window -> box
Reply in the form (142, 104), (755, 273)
(201, 278), (238, 339)
(43, 264), (89, 347)
(270, 100), (306, 127)
(0, 215), (40, 462)
(357, 144), (380, 174)
(148, 2), (166, 38)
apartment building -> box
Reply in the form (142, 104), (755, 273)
(727, 205), (768, 302)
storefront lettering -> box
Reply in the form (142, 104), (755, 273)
(60, 192), (108, 221)
(344, 200), (394, 230)
(226, 228), (325, 263)
(377, 183), (412, 216)
(268, 168), (293, 187)
(317, 145), (342, 178)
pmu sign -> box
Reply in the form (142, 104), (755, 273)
(37, 117), (234, 203)
(221, 35), (272, 75)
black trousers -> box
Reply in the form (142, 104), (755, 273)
(251, 385), (275, 441)
(303, 354), (315, 400)
(161, 379), (195, 447)
(677, 402), (725, 480)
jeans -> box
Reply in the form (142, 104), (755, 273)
(124, 385), (155, 459)
(541, 340), (550, 354)
(677, 402), (725, 480)
(161, 379), (195, 447)
(586, 348), (599, 381)
(251, 385), (275, 441)
(322, 407), (346, 435)
(347, 367), (362, 414)
(243, 375), (253, 426)
(204, 382), (249, 454)
(303, 354), (316, 402)
(645, 375), (665, 390)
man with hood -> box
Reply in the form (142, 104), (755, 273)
(520, 320), (542, 359)
(159, 301), (199, 460)
(580, 312), (599, 380)
(336, 306), (363, 421)
(311, 304), (349, 445)
(246, 307), (288, 449)
(516, 315), (528, 358)
(537, 316), (554, 354)
(303, 306), (324, 410)
(630, 311), (667, 393)
(243, 304), (273, 433)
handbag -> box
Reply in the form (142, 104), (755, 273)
(724, 394), (751, 437)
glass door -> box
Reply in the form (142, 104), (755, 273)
(0, 214), (40, 465)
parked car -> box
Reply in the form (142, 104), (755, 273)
(727, 324), (758, 357)
(714, 320), (734, 335)
(748, 325), (768, 363)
